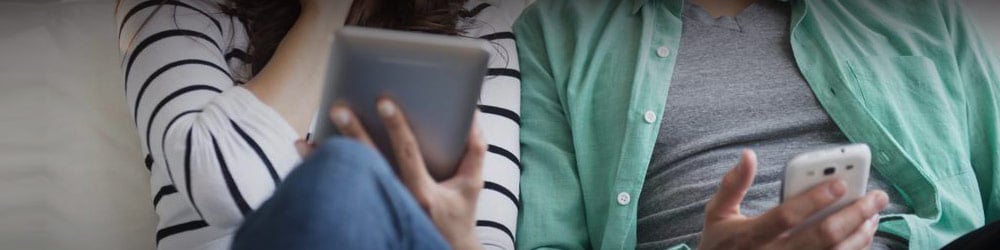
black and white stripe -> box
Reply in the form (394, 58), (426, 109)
(124, 29), (222, 87)
(224, 49), (250, 63)
(118, 0), (222, 40)
(153, 185), (177, 208)
(209, 134), (253, 216)
(120, 1), (299, 248)
(230, 120), (281, 185)
(155, 220), (208, 245)
(132, 59), (230, 124)
(182, 128), (204, 220)
(118, 0), (526, 249)
(465, 1), (529, 250)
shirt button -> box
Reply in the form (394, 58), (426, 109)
(643, 110), (657, 124)
(617, 192), (631, 205)
(656, 46), (671, 58)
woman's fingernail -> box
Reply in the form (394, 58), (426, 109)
(332, 108), (350, 126)
(378, 100), (396, 117)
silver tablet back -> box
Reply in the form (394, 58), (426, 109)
(314, 26), (490, 180)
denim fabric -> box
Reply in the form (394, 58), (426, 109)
(232, 138), (448, 250)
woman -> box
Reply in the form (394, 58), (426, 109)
(116, 0), (525, 249)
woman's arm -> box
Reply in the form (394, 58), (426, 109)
(242, 1), (352, 136)
(116, 0), (334, 233)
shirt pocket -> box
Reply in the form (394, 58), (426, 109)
(844, 56), (970, 180)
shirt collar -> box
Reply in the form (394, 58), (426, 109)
(630, 0), (791, 14)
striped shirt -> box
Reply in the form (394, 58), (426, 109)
(116, 0), (525, 249)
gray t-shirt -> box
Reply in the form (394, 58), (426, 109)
(636, 2), (910, 249)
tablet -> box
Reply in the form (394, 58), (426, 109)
(313, 26), (490, 181)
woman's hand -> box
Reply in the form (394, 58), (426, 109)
(328, 98), (486, 250)
(698, 149), (888, 250)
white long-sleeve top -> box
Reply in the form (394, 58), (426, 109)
(116, 0), (525, 249)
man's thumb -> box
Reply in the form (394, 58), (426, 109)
(705, 149), (758, 222)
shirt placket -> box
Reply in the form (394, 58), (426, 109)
(605, 1), (685, 248)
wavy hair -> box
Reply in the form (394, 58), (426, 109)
(220, 0), (470, 75)
(117, 0), (470, 75)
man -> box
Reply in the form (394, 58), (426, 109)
(514, 0), (1000, 249)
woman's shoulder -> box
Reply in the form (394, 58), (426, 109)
(116, 0), (234, 23)
(116, 0), (252, 84)
(116, 0), (246, 48)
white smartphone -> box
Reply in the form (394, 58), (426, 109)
(781, 144), (871, 232)
(312, 26), (491, 181)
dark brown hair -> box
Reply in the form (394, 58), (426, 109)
(117, 0), (470, 75)
(220, 0), (470, 75)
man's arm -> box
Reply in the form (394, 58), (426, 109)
(514, 4), (591, 249)
(944, 0), (1000, 223)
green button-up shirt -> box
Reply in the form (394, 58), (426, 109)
(514, 0), (1000, 249)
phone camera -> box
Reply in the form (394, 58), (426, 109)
(823, 167), (835, 176)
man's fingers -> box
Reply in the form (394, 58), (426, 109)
(330, 105), (375, 148)
(446, 115), (486, 198)
(802, 190), (888, 248)
(752, 179), (847, 240)
(831, 215), (879, 250)
(377, 98), (434, 191)
(705, 149), (758, 222)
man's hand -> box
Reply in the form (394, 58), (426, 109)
(698, 149), (888, 250)
(328, 99), (486, 250)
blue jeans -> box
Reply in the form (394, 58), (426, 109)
(232, 138), (449, 250)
